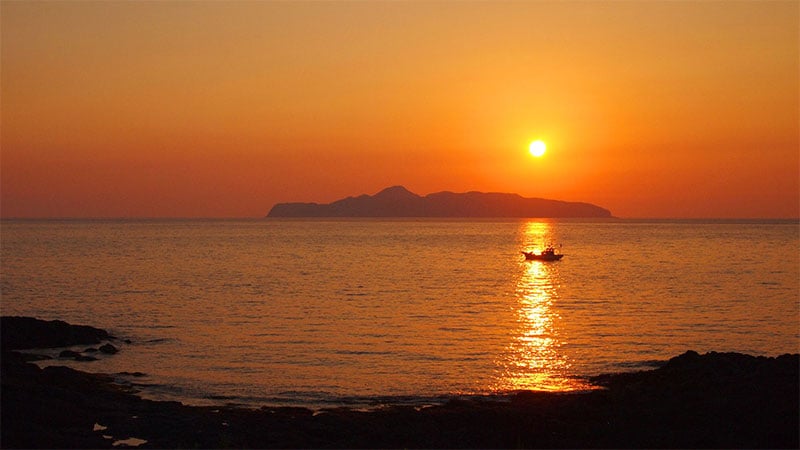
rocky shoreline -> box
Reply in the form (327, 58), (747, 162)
(1, 316), (798, 448)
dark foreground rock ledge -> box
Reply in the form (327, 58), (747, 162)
(1, 316), (113, 351)
(1, 317), (797, 449)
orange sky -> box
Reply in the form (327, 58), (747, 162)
(2, 1), (798, 218)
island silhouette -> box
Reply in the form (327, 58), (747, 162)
(267, 186), (612, 218)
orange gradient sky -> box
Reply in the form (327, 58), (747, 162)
(2, 1), (798, 218)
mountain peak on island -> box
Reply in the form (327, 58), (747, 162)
(374, 185), (419, 200)
(267, 186), (613, 218)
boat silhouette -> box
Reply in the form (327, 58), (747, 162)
(521, 245), (564, 261)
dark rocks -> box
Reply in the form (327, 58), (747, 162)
(1, 354), (123, 448)
(59, 349), (99, 361)
(99, 343), (118, 354)
(2, 316), (122, 363)
(17, 352), (53, 362)
(587, 351), (800, 448)
(59, 350), (83, 358)
(5, 350), (797, 449)
(1, 317), (797, 449)
(1, 316), (112, 351)
(117, 371), (146, 377)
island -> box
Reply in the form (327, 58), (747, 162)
(266, 186), (613, 218)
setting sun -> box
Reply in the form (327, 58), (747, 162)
(529, 140), (547, 158)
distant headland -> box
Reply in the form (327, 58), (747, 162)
(267, 186), (613, 218)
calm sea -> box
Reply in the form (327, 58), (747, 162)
(1, 219), (798, 408)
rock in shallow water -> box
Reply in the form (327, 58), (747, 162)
(59, 349), (98, 361)
(99, 343), (119, 354)
(59, 350), (82, 358)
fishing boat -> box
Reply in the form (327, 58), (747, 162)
(522, 245), (564, 261)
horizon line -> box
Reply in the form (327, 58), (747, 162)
(1, 216), (798, 222)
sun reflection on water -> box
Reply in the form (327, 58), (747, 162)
(494, 221), (593, 392)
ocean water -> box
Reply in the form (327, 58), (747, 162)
(1, 219), (798, 408)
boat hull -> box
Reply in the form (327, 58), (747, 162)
(522, 251), (564, 261)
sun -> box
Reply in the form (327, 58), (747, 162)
(529, 140), (546, 157)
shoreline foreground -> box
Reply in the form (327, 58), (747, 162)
(2, 317), (798, 448)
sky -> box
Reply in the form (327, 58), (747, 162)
(2, 1), (798, 218)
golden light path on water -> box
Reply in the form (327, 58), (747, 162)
(493, 221), (595, 392)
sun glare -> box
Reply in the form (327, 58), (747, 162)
(529, 140), (546, 157)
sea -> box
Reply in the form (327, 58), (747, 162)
(1, 218), (798, 409)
